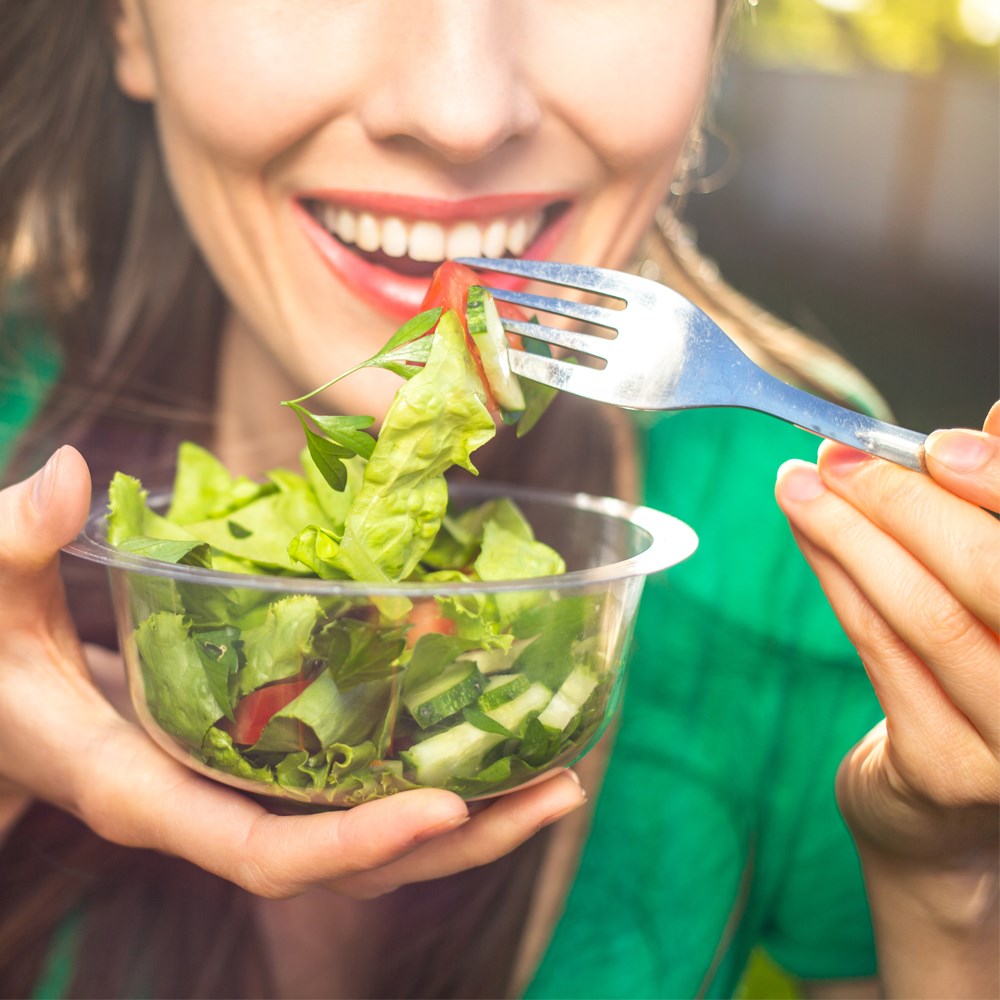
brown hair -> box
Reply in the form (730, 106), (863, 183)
(0, 2), (884, 997)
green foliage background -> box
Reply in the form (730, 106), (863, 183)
(738, 0), (1000, 75)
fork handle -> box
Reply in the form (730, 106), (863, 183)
(745, 372), (928, 472)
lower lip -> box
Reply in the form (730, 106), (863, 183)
(294, 201), (575, 320)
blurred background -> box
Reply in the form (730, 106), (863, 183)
(685, 0), (999, 433)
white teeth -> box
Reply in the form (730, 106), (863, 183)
(409, 221), (446, 262)
(356, 212), (381, 253)
(483, 220), (507, 258)
(506, 217), (528, 256)
(313, 203), (548, 263)
(334, 208), (356, 244)
(446, 221), (483, 260)
(381, 216), (408, 258)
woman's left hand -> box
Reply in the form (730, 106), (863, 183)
(775, 402), (999, 870)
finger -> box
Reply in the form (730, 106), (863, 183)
(0, 446), (92, 626)
(75, 716), (471, 898)
(924, 413), (1000, 514)
(816, 441), (999, 632)
(776, 460), (999, 745)
(983, 400), (1000, 437)
(788, 526), (997, 808)
(332, 769), (587, 898)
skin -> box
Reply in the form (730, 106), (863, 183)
(0, 1), (996, 995)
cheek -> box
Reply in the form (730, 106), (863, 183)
(542, 9), (716, 174)
(142, 3), (369, 168)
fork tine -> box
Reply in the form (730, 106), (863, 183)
(456, 256), (643, 300)
(501, 317), (610, 359)
(484, 286), (620, 331)
(509, 349), (616, 406)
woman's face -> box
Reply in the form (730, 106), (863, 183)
(113, 0), (716, 419)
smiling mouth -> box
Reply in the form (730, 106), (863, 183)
(300, 198), (570, 278)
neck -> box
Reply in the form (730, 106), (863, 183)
(214, 311), (308, 476)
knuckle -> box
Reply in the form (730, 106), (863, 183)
(232, 822), (304, 898)
(908, 577), (981, 647)
(900, 732), (998, 808)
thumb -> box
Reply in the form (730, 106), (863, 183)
(0, 446), (92, 606)
(923, 401), (1000, 513)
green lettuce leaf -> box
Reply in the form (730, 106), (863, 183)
(107, 472), (198, 546)
(474, 521), (566, 626)
(312, 617), (408, 689)
(135, 612), (224, 749)
(166, 442), (275, 524)
(333, 310), (496, 582)
(237, 594), (323, 696)
(202, 727), (276, 786)
(252, 670), (391, 753)
(184, 472), (332, 573)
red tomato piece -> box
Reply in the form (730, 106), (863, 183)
(419, 261), (481, 329)
(405, 600), (456, 648)
(227, 677), (310, 745)
(420, 262), (526, 413)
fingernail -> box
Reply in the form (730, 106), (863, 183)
(819, 441), (871, 477)
(31, 446), (66, 513)
(541, 772), (587, 826)
(776, 459), (825, 502)
(925, 429), (991, 473)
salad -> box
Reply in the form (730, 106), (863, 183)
(107, 264), (614, 806)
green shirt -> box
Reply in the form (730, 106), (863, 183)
(526, 408), (880, 998)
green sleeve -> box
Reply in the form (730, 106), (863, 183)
(0, 311), (61, 475)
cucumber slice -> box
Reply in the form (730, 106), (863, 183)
(401, 723), (504, 787)
(466, 285), (526, 413)
(458, 637), (534, 675)
(402, 680), (552, 786)
(490, 681), (552, 733)
(402, 661), (487, 729)
(477, 673), (530, 711)
(537, 667), (599, 734)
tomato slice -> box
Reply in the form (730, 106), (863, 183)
(420, 261), (480, 328)
(405, 599), (457, 648)
(420, 262), (526, 413)
(227, 678), (310, 746)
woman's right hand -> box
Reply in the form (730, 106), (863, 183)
(0, 446), (585, 898)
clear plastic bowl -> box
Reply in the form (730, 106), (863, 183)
(66, 482), (697, 808)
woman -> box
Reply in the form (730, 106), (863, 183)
(0, 1), (996, 997)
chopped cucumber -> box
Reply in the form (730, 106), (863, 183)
(489, 681), (552, 733)
(401, 723), (504, 787)
(466, 285), (526, 414)
(402, 661), (486, 729)
(537, 667), (599, 734)
(458, 637), (534, 675)
(402, 680), (552, 786)
(477, 673), (530, 711)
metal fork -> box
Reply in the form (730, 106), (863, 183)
(457, 257), (927, 472)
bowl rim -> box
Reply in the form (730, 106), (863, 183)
(64, 480), (698, 596)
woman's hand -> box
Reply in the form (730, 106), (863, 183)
(0, 446), (585, 899)
(775, 403), (999, 997)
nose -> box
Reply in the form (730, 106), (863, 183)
(357, 0), (541, 165)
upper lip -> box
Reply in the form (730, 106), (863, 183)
(296, 189), (572, 222)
